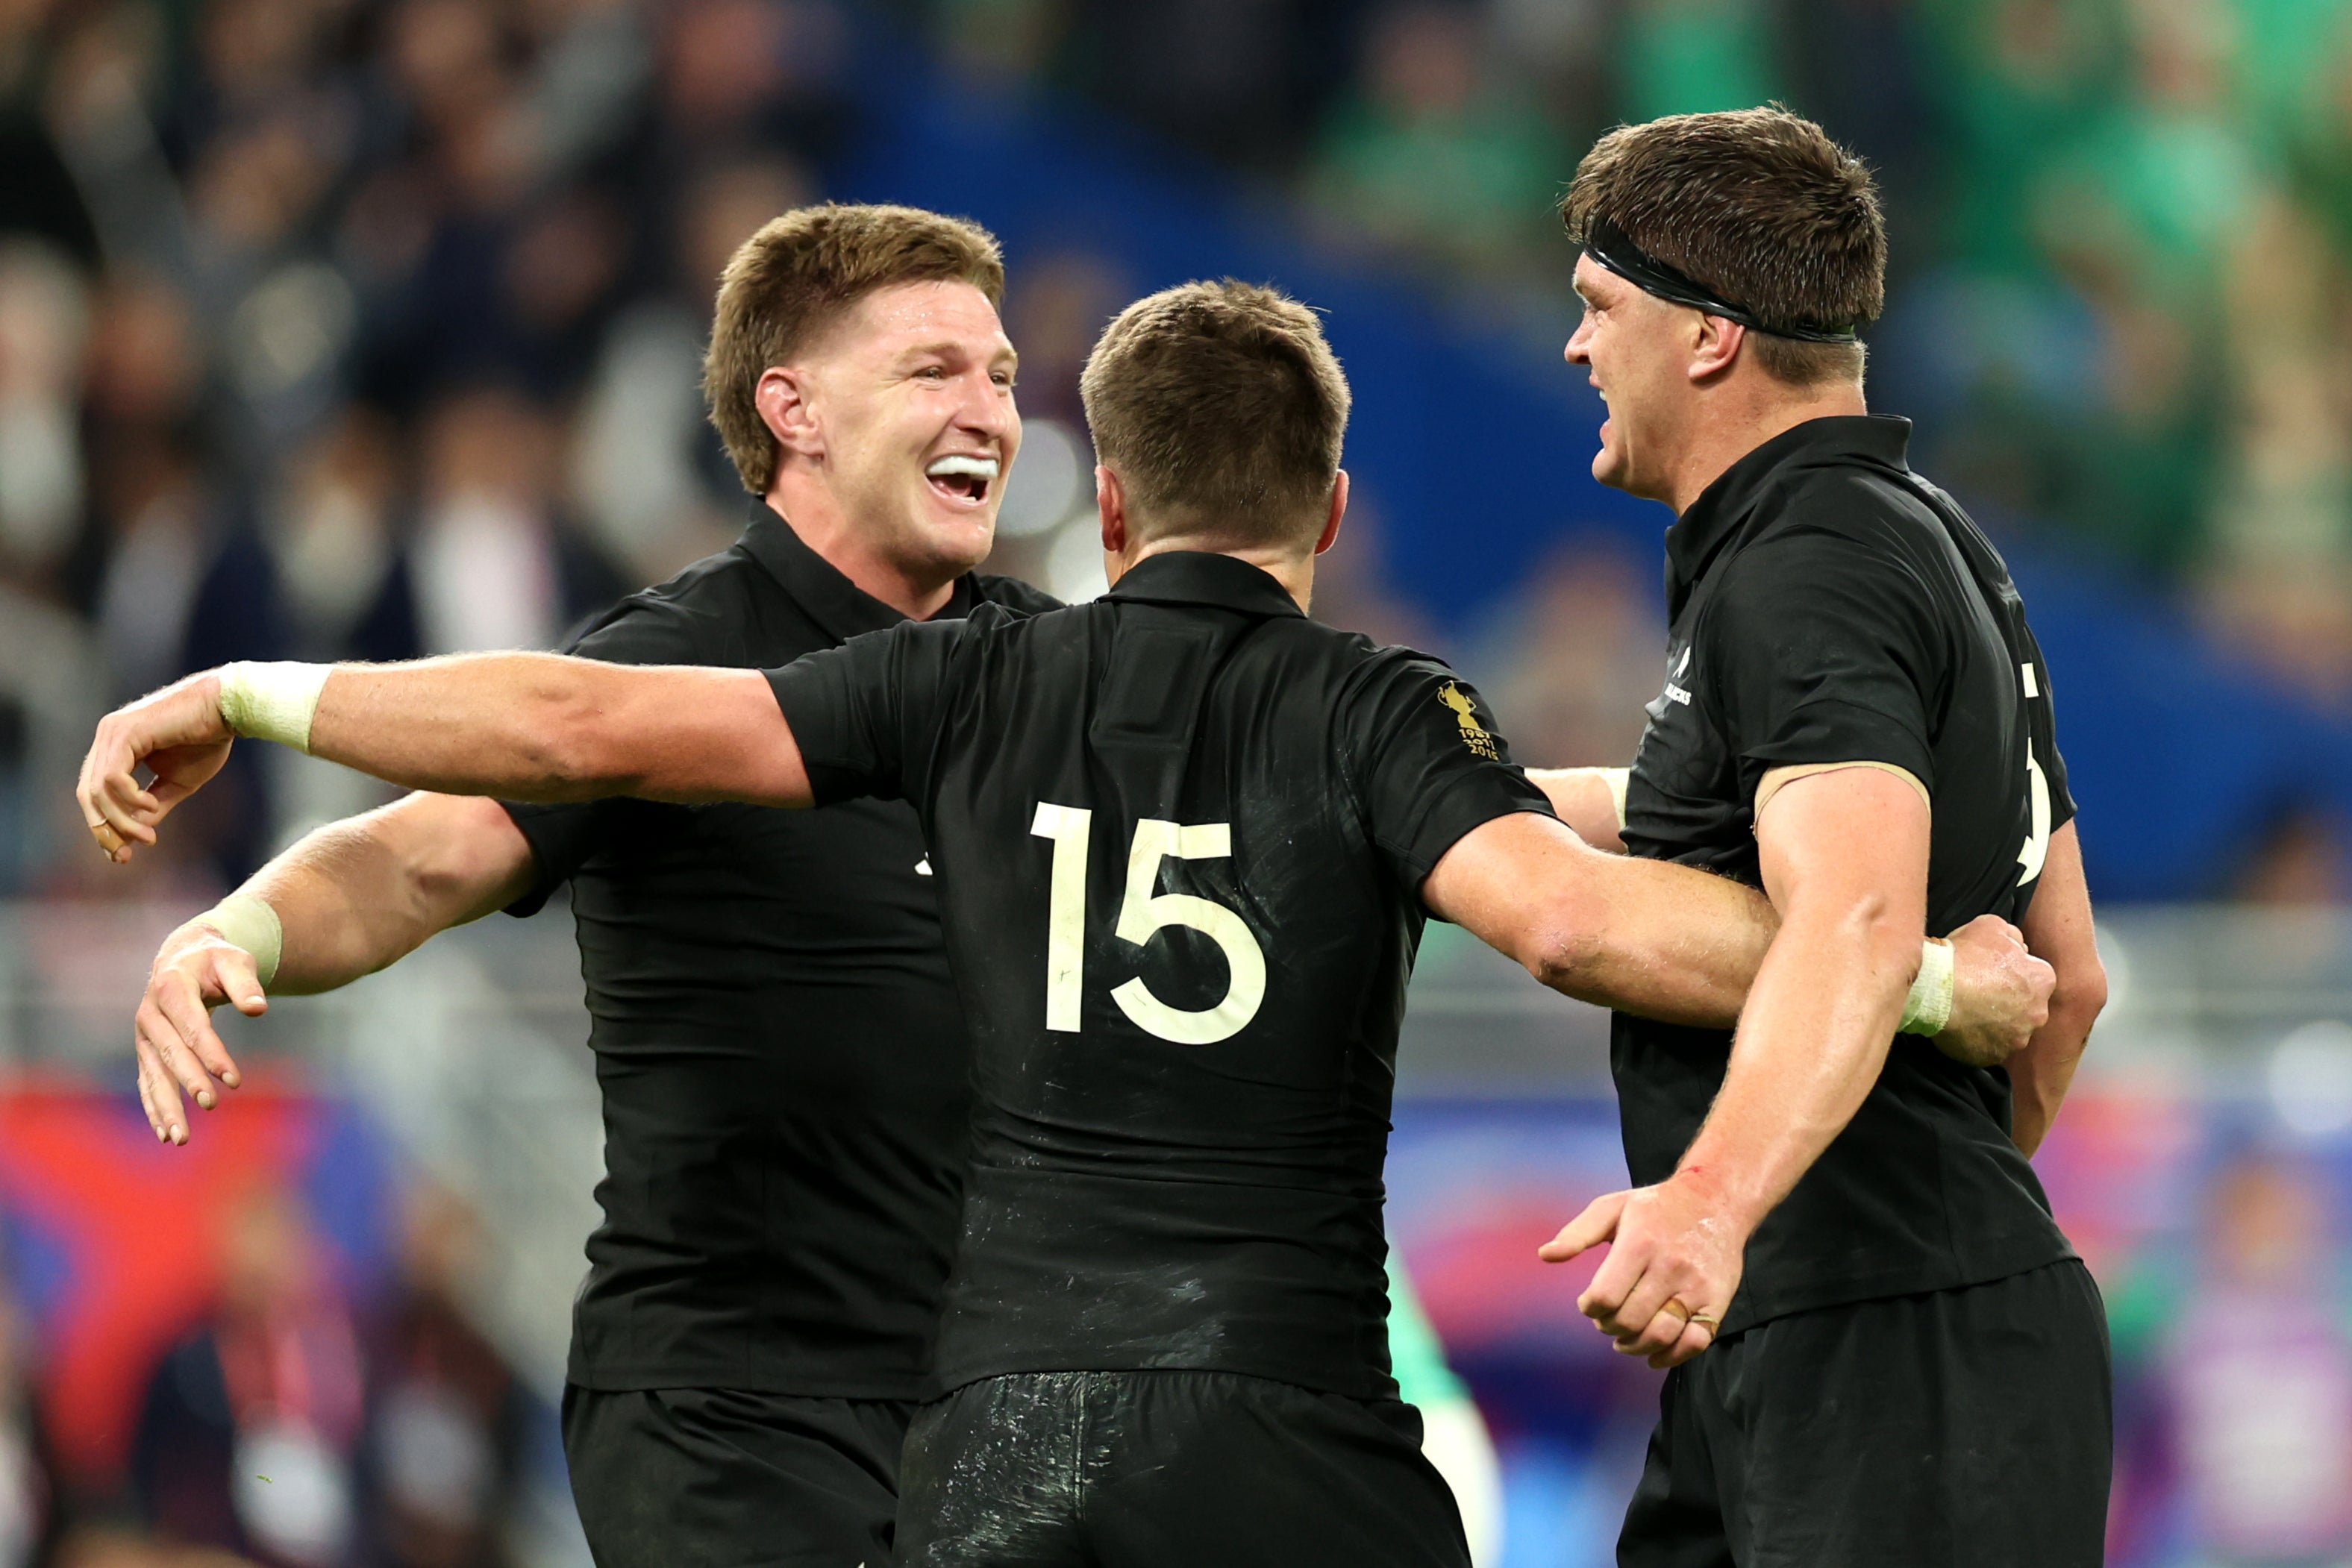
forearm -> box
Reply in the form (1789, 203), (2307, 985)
(1526, 767), (1627, 853)
(1533, 850), (1779, 1026)
(1676, 903), (1915, 1225)
(304, 656), (710, 800)
(201, 795), (530, 994)
(2007, 985), (2100, 1155)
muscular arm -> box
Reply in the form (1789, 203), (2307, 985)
(2007, 822), (2105, 1157)
(81, 655), (814, 855)
(1535, 766), (1933, 1370)
(1422, 811), (1773, 1027)
(133, 793), (536, 1144)
(1678, 765), (1927, 1231)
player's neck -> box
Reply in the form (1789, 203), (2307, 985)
(760, 492), (960, 621)
(1665, 383), (1868, 516)
(1118, 539), (1316, 613)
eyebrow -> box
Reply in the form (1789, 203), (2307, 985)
(899, 341), (1020, 370)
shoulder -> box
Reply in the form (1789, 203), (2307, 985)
(969, 571), (1063, 617)
(1717, 467), (1951, 607)
(564, 546), (759, 665)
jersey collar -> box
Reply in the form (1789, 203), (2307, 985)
(1664, 414), (1913, 614)
(738, 499), (975, 642)
(1100, 550), (1307, 618)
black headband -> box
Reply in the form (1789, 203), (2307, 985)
(1580, 215), (1860, 344)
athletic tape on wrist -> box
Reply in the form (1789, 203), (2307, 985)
(1601, 768), (1630, 832)
(1898, 937), (1954, 1036)
(217, 662), (331, 754)
(195, 891), (282, 988)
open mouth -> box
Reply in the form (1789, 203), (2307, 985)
(926, 453), (1000, 506)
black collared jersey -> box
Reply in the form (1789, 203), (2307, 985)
(1620, 415), (2078, 1335)
(499, 500), (1057, 1398)
(767, 551), (1553, 1399)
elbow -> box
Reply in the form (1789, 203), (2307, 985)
(516, 681), (633, 797)
(2049, 954), (2109, 1039)
(1522, 891), (1611, 1000)
(1833, 890), (1925, 985)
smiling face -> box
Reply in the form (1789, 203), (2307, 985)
(782, 278), (1021, 580)
(1564, 254), (1698, 505)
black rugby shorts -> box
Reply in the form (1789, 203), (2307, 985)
(1618, 1257), (2112, 1568)
(896, 1368), (1471, 1568)
(562, 1384), (914, 1567)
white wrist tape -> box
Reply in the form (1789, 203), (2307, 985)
(1601, 767), (1630, 831)
(195, 891), (283, 988)
(218, 662), (331, 754)
(1898, 936), (1954, 1036)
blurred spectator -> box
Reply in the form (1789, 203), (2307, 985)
(356, 384), (622, 661)
(0, 242), (90, 585)
(569, 154), (814, 583)
(2165, 1155), (2352, 1562)
(356, 1188), (525, 1568)
(131, 1187), (364, 1568)
(1308, 3), (1568, 288)
(1470, 538), (1660, 768)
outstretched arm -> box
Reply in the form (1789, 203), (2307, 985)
(1422, 811), (1773, 1026)
(135, 792), (536, 1144)
(1421, 809), (2050, 1044)
(2007, 822), (2105, 1157)
(81, 656), (813, 859)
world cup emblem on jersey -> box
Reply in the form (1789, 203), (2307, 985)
(1437, 682), (1499, 759)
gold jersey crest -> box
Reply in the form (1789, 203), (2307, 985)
(1438, 682), (1499, 760)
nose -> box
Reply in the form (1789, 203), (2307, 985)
(954, 368), (1016, 445)
(1564, 316), (1594, 367)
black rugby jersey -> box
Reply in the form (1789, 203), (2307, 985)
(501, 500), (1057, 1396)
(767, 550), (1554, 1399)
(1620, 415), (2078, 1335)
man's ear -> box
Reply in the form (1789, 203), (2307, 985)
(757, 366), (824, 460)
(1097, 464), (1130, 555)
(1313, 469), (1349, 557)
(1688, 314), (1745, 384)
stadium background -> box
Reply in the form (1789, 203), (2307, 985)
(0, 0), (2347, 1561)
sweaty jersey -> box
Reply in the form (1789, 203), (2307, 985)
(1619, 415), (2078, 1335)
(500, 501), (1057, 1397)
(768, 551), (1553, 1399)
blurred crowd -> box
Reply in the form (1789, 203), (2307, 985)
(939, 0), (2352, 711)
(0, 1176), (534, 1568)
(4, 0), (2351, 899)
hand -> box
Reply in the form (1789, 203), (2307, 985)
(134, 920), (264, 1145)
(1537, 1168), (1749, 1370)
(1936, 914), (2055, 1067)
(78, 671), (234, 863)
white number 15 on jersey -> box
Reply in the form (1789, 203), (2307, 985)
(1030, 803), (1269, 1045)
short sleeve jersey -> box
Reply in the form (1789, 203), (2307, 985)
(766, 551), (1554, 1399)
(499, 501), (1057, 1397)
(1621, 415), (2077, 1335)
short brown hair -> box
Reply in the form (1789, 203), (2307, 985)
(704, 203), (1005, 492)
(1561, 107), (1883, 386)
(1079, 280), (1350, 546)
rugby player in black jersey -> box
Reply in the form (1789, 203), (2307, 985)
(83, 283), (2056, 1567)
(100, 204), (1058, 1568)
(1533, 110), (2112, 1565)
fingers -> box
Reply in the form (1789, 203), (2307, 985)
(153, 965), (243, 1092)
(132, 1029), (187, 1145)
(1537, 1190), (1626, 1264)
(78, 744), (160, 862)
(136, 996), (222, 1116)
(211, 947), (267, 1026)
(1648, 1313), (1718, 1370)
